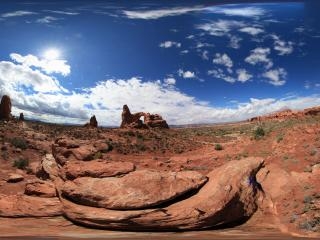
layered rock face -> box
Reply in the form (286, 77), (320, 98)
(0, 95), (12, 120)
(120, 104), (169, 129)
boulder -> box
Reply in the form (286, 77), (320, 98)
(7, 173), (24, 183)
(62, 160), (135, 180)
(61, 170), (208, 210)
(61, 157), (265, 230)
(0, 95), (12, 120)
(24, 179), (56, 198)
(0, 194), (62, 217)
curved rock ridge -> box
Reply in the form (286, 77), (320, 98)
(59, 157), (264, 230)
(61, 170), (208, 210)
(62, 160), (135, 180)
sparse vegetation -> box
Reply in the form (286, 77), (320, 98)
(10, 137), (28, 150)
(253, 126), (265, 139)
(12, 158), (29, 170)
(214, 143), (223, 151)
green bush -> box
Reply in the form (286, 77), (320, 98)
(254, 126), (265, 139)
(13, 158), (29, 170)
(214, 144), (223, 151)
(10, 137), (28, 150)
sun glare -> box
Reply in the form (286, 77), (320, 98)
(43, 48), (60, 60)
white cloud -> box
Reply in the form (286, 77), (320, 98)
(43, 10), (79, 15)
(196, 20), (245, 36)
(159, 41), (181, 48)
(36, 16), (61, 24)
(262, 68), (287, 86)
(180, 50), (189, 54)
(123, 6), (203, 20)
(195, 42), (214, 48)
(10, 53), (70, 76)
(178, 69), (196, 78)
(239, 26), (264, 36)
(245, 48), (273, 69)
(201, 50), (209, 60)
(236, 69), (252, 83)
(164, 77), (176, 85)
(1, 11), (37, 18)
(270, 34), (294, 55)
(207, 6), (266, 18)
(0, 61), (67, 93)
(229, 35), (242, 49)
(212, 53), (233, 69)
(208, 69), (235, 83)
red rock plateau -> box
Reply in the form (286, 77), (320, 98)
(0, 103), (319, 239)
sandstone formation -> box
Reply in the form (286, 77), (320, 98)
(84, 115), (98, 128)
(0, 194), (62, 217)
(62, 160), (135, 180)
(24, 179), (56, 198)
(120, 104), (169, 129)
(19, 112), (24, 121)
(7, 173), (24, 183)
(61, 170), (208, 210)
(249, 106), (320, 122)
(0, 95), (12, 120)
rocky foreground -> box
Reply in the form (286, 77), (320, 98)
(0, 103), (319, 237)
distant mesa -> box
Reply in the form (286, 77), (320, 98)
(120, 104), (169, 129)
(249, 106), (320, 122)
(84, 115), (98, 128)
(0, 95), (12, 120)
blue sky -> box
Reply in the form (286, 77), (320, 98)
(0, 0), (319, 126)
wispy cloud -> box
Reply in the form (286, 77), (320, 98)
(270, 34), (294, 55)
(43, 10), (79, 15)
(159, 41), (181, 48)
(178, 69), (196, 79)
(207, 6), (266, 18)
(263, 68), (287, 86)
(212, 53), (233, 69)
(10, 53), (70, 76)
(164, 77), (176, 86)
(196, 20), (245, 36)
(229, 35), (242, 49)
(236, 69), (252, 83)
(123, 6), (203, 20)
(245, 47), (273, 69)
(208, 68), (235, 83)
(1, 10), (37, 18)
(36, 16), (61, 24)
(239, 26), (264, 36)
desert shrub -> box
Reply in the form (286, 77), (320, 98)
(214, 144), (223, 151)
(13, 158), (29, 169)
(254, 126), (265, 139)
(10, 137), (28, 150)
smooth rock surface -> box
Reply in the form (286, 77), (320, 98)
(62, 170), (208, 210)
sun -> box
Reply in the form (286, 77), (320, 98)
(43, 48), (60, 60)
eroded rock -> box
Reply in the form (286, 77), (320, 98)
(61, 170), (208, 210)
(0, 95), (12, 120)
(25, 179), (56, 198)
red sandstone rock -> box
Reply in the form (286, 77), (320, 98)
(0, 95), (12, 120)
(62, 160), (135, 180)
(7, 173), (24, 183)
(19, 112), (24, 121)
(0, 194), (62, 217)
(60, 157), (264, 230)
(24, 179), (56, 198)
(84, 115), (98, 128)
(61, 170), (208, 210)
(144, 113), (169, 128)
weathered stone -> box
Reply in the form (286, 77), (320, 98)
(7, 173), (24, 183)
(0, 95), (12, 120)
(24, 179), (56, 198)
(61, 170), (208, 210)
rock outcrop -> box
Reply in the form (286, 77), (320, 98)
(0, 95), (12, 120)
(84, 115), (98, 128)
(61, 170), (208, 210)
(19, 112), (24, 121)
(120, 104), (169, 129)
(24, 179), (57, 198)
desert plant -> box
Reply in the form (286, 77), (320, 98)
(254, 126), (265, 139)
(13, 158), (29, 170)
(10, 137), (28, 150)
(214, 144), (223, 151)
